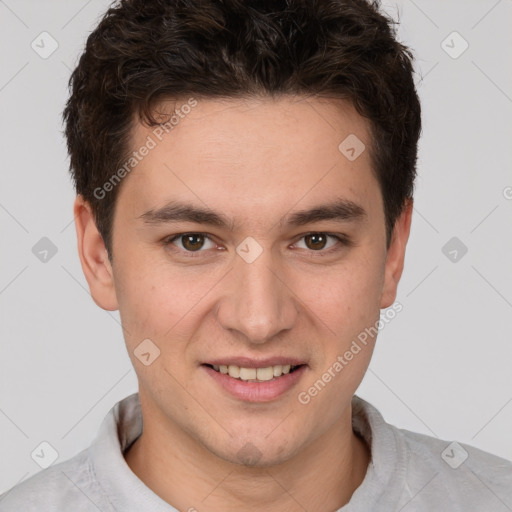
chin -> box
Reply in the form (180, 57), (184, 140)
(200, 430), (301, 468)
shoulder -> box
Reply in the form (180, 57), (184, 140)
(399, 425), (512, 476)
(0, 449), (114, 512)
(351, 396), (512, 511)
(395, 426), (512, 510)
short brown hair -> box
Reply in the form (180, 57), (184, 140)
(63, 0), (422, 260)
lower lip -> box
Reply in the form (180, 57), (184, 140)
(201, 364), (308, 403)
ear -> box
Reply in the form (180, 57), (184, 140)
(74, 195), (119, 311)
(380, 199), (413, 309)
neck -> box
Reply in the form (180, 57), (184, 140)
(124, 397), (370, 512)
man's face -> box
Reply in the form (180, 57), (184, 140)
(87, 96), (408, 466)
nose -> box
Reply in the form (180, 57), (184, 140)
(215, 248), (299, 344)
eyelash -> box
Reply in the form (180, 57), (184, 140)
(162, 232), (352, 258)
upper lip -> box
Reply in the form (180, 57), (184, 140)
(203, 357), (307, 368)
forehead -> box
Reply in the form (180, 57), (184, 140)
(117, 95), (380, 224)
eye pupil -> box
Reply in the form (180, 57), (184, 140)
(305, 233), (327, 250)
(183, 234), (204, 251)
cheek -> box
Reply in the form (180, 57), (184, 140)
(292, 252), (384, 340)
(114, 237), (385, 353)
(294, 257), (383, 414)
(112, 251), (222, 347)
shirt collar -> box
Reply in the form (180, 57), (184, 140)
(89, 392), (404, 511)
(341, 395), (406, 510)
(90, 392), (176, 511)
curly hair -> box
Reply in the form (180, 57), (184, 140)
(62, 0), (422, 260)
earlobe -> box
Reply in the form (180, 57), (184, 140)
(380, 199), (413, 309)
(74, 195), (119, 311)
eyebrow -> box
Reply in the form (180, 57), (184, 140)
(138, 198), (367, 230)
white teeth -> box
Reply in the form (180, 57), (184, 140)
(211, 363), (301, 381)
(239, 367), (257, 380)
(228, 365), (240, 378)
(256, 367), (275, 381)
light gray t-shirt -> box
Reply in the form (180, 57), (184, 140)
(1, 392), (511, 511)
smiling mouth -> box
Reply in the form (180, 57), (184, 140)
(203, 363), (305, 382)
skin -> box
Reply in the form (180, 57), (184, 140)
(74, 95), (412, 511)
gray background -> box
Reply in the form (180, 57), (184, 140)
(1, 0), (511, 492)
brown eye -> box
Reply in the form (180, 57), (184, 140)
(294, 232), (348, 254)
(165, 233), (216, 253)
(181, 233), (205, 251)
(304, 233), (328, 250)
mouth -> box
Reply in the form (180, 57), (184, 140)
(202, 363), (306, 383)
(201, 360), (308, 402)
